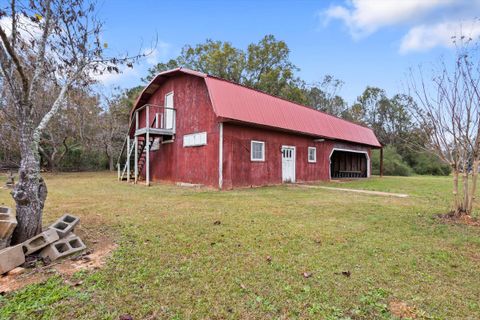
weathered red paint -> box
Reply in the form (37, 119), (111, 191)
(222, 123), (371, 188)
(136, 74), (219, 186)
(131, 69), (379, 189)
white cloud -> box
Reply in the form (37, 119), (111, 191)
(322, 0), (480, 53)
(93, 66), (140, 86)
(0, 16), (42, 39)
(143, 41), (172, 65)
(94, 40), (172, 86)
(323, 0), (455, 39)
(400, 19), (480, 53)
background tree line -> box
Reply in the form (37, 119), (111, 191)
(1, 34), (450, 176)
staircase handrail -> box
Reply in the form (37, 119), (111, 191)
(116, 104), (162, 169)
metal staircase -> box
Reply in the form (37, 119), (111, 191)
(118, 136), (155, 182)
(116, 104), (175, 186)
(136, 136), (156, 177)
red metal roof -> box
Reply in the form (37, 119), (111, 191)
(134, 68), (381, 148)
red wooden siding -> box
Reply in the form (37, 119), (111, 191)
(221, 123), (371, 188)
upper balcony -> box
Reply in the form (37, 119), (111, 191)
(130, 104), (176, 137)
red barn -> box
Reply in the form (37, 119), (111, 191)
(117, 68), (382, 189)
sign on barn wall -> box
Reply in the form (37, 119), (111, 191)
(183, 132), (207, 147)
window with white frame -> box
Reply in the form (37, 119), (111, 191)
(251, 141), (265, 161)
(308, 147), (316, 163)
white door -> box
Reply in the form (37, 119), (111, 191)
(281, 146), (296, 183)
(164, 92), (174, 130)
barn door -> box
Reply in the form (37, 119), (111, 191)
(281, 146), (296, 183)
(164, 92), (174, 130)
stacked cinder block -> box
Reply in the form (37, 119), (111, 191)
(40, 214), (86, 261)
(0, 213), (86, 275)
(0, 245), (25, 274)
(48, 214), (80, 238)
(40, 233), (86, 261)
(0, 206), (17, 250)
(22, 229), (59, 255)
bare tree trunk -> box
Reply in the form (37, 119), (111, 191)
(468, 160), (479, 214)
(106, 144), (114, 171)
(462, 161), (469, 213)
(11, 127), (48, 244)
(453, 168), (460, 215)
(108, 157), (115, 171)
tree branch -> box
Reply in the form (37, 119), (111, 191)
(28, 0), (53, 102)
(33, 79), (70, 145)
(0, 46), (20, 104)
(0, 24), (29, 101)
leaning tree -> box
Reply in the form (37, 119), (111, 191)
(408, 38), (480, 216)
(0, 0), (142, 244)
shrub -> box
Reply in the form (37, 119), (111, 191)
(59, 148), (108, 171)
(411, 152), (451, 176)
(372, 145), (413, 176)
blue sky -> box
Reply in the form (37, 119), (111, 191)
(96, 0), (480, 104)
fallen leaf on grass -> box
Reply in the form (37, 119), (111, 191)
(389, 300), (417, 319)
(64, 279), (83, 287)
(334, 271), (351, 277)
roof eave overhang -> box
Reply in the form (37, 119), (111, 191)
(219, 118), (381, 148)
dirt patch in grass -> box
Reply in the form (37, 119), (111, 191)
(389, 300), (417, 319)
(54, 236), (117, 276)
(437, 212), (480, 226)
(0, 234), (116, 294)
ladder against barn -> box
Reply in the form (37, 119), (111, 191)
(116, 104), (176, 186)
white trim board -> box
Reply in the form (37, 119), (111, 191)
(218, 123), (223, 190)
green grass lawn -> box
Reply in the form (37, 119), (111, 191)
(0, 172), (479, 319)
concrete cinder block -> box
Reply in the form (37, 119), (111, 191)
(0, 206), (17, 239)
(22, 228), (60, 255)
(48, 214), (80, 238)
(40, 235), (86, 261)
(0, 244), (25, 274)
